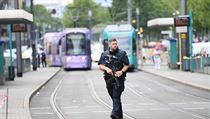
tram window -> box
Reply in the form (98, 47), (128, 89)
(103, 39), (108, 51)
(48, 44), (52, 54)
(57, 40), (61, 54)
(61, 36), (66, 53)
(66, 33), (86, 55)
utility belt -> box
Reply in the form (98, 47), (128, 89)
(104, 74), (126, 81)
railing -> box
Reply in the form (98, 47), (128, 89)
(194, 55), (210, 74)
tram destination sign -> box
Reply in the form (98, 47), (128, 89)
(174, 16), (190, 27)
(12, 24), (27, 32)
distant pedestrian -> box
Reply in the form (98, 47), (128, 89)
(153, 48), (161, 69)
(41, 51), (47, 67)
(37, 54), (40, 67)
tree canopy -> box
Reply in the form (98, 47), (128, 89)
(33, 5), (62, 32)
(187, 0), (210, 32)
(62, 0), (111, 28)
(61, 0), (209, 36)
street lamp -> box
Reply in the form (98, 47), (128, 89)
(88, 10), (92, 30)
(173, 10), (180, 16)
(69, 7), (80, 27)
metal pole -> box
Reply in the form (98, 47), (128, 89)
(180, 0), (187, 71)
(7, 25), (15, 80)
(69, 7), (80, 28)
(88, 10), (92, 31)
(31, 0), (37, 71)
(8, 25), (13, 66)
(180, 0), (187, 15)
(127, 0), (132, 24)
(179, 34), (182, 71)
(136, 8), (141, 66)
(189, 10), (194, 72)
(16, 33), (23, 77)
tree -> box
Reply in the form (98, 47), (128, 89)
(33, 5), (62, 32)
(62, 0), (111, 28)
(188, 0), (210, 34)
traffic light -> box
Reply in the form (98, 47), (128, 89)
(51, 9), (56, 14)
(132, 19), (137, 28)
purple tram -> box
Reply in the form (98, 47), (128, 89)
(62, 28), (92, 70)
(43, 32), (64, 67)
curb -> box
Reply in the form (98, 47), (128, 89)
(24, 68), (61, 119)
(140, 68), (210, 91)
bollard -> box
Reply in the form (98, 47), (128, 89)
(8, 66), (15, 81)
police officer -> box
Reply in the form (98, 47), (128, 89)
(98, 38), (129, 119)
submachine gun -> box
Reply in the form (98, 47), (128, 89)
(108, 54), (121, 87)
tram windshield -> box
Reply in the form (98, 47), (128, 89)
(66, 33), (86, 55)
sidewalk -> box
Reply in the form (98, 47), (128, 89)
(0, 67), (60, 119)
(139, 65), (210, 91)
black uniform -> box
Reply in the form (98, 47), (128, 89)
(98, 48), (129, 119)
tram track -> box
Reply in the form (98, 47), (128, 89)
(49, 70), (138, 119)
(125, 79), (209, 119)
(50, 77), (66, 119)
(87, 76), (137, 119)
(47, 70), (118, 119)
(30, 69), (209, 119)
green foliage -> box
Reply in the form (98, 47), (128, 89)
(33, 5), (62, 31)
(62, 0), (111, 28)
(188, 0), (210, 31)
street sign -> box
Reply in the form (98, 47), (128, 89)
(174, 16), (190, 27)
(12, 24), (27, 32)
(181, 33), (187, 39)
(176, 26), (188, 33)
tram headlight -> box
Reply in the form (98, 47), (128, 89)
(81, 56), (86, 60)
(67, 57), (72, 62)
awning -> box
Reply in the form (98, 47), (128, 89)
(0, 9), (33, 24)
(147, 18), (174, 27)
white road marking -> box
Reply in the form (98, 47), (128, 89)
(138, 103), (155, 105)
(150, 108), (170, 111)
(184, 107), (205, 110)
(125, 109), (145, 111)
(82, 100), (87, 103)
(168, 102), (186, 105)
(66, 111), (86, 114)
(62, 106), (79, 109)
(85, 105), (102, 108)
(192, 102), (210, 104)
(122, 103), (133, 106)
(32, 112), (54, 115)
(31, 107), (51, 110)
(92, 110), (110, 113)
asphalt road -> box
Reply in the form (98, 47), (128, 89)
(30, 63), (210, 119)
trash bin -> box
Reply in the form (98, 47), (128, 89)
(0, 41), (5, 85)
(183, 56), (190, 71)
(168, 39), (178, 69)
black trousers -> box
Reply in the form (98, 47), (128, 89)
(105, 77), (125, 118)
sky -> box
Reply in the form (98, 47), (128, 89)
(34, 0), (111, 7)
(94, 0), (112, 7)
